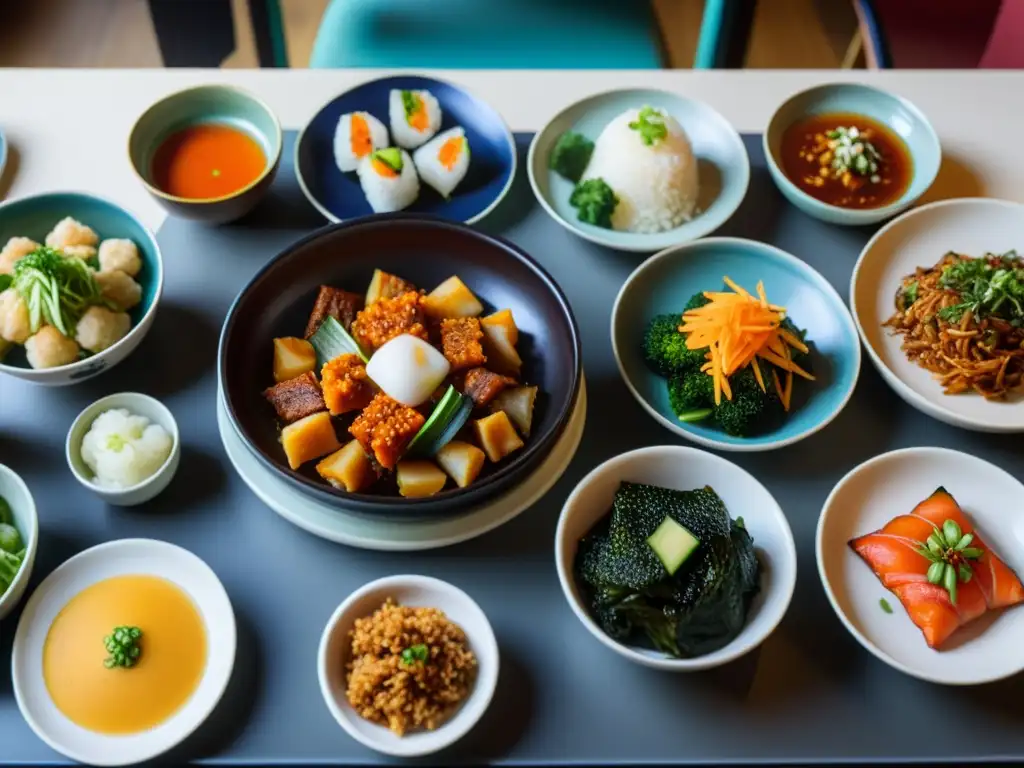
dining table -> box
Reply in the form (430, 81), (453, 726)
(2, 67), (1024, 767)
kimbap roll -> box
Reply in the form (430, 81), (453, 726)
(413, 127), (470, 198)
(389, 89), (442, 149)
(334, 111), (389, 172)
(357, 147), (419, 213)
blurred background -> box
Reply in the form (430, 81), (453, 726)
(0, 0), (1017, 70)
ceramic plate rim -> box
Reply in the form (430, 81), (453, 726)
(611, 236), (862, 451)
(526, 86), (751, 254)
(10, 538), (236, 766)
(850, 197), (1024, 433)
(294, 73), (517, 226)
(316, 574), (499, 757)
(815, 446), (1024, 685)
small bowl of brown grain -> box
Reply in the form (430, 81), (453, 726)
(317, 574), (499, 758)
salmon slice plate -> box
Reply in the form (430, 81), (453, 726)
(816, 447), (1024, 685)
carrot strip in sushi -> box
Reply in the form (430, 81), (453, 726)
(849, 487), (1024, 649)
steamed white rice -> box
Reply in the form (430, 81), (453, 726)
(334, 111), (390, 173)
(413, 126), (469, 198)
(582, 107), (698, 234)
(357, 149), (420, 213)
(388, 89), (442, 149)
(80, 408), (173, 489)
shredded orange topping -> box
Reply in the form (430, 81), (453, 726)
(680, 276), (815, 411)
(438, 136), (463, 170)
(407, 95), (429, 132)
(350, 113), (373, 158)
(371, 158), (399, 178)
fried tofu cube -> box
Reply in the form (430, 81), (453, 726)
(435, 441), (486, 488)
(304, 285), (364, 337)
(396, 460), (447, 498)
(480, 311), (522, 376)
(365, 269), (417, 305)
(317, 440), (376, 492)
(422, 276), (484, 319)
(439, 317), (486, 371)
(281, 411), (341, 469)
(321, 353), (375, 415)
(263, 371), (327, 423)
(462, 367), (516, 407)
(350, 291), (429, 351)
(473, 410), (524, 463)
(348, 393), (426, 470)
(481, 308), (518, 346)
(490, 385), (538, 437)
(273, 337), (317, 383)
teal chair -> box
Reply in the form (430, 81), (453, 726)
(251, 0), (751, 69)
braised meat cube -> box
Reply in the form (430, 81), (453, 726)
(263, 371), (326, 423)
(304, 285), (364, 338)
(365, 269), (417, 304)
(461, 367), (517, 407)
(321, 353), (375, 415)
(440, 317), (486, 371)
(348, 393), (425, 469)
(350, 291), (428, 352)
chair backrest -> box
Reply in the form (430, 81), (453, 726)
(979, 0), (1024, 68)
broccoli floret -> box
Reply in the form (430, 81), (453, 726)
(713, 367), (782, 437)
(643, 314), (707, 377)
(569, 178), (618, 229)
(684, 291), (710, 312)
(550, 131), (595, 183)
(667, 373), (714, 421)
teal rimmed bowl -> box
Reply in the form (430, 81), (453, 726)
(764, 82), (941, 227)
(0, 192), (162, 386)
(128, 84), (282, 225)
(611, 237), (861, 452)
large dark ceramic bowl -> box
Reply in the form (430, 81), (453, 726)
(219, 214), (581, 517)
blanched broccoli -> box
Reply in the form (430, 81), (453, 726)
(643, 313), (707, 377)
(569, 178), (618, 229)
(713, 367), (783, 437)
(550, 131), (595, 183)
(684, 291), (710, 313)
(667, 373), (714, 421)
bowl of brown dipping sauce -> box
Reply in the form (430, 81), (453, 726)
(128, 85), (282, 225)
(764, 83), (940, 226)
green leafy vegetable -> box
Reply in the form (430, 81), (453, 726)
(12, 246), (107, 336)
(407, 385), (472, 457)
(400, 90), (420, 120)
(310, 315), (368, 366)
(936, 251), (1024, 325)
(880, 598), (893, 614)
(103, 626), (143, 669)
(400, 643), (429, 665)
(0, 523), (22, 554)
(549, 131), (594, 183)
(0, 548), (24, 596)
(902, 280), (919, 307)
(0, 274), (11, 293)
(0, 494), (12, 525)
(628, 106), (668, 147)
(569, 178), (618, 229)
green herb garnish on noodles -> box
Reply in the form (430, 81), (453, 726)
(103, 626), (143, 669)
(400, 643), (429, 665)
(628, 106), (668, 146)
(12, 247), (108, 336)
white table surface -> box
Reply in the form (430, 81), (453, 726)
(0, 69), (1019, 228)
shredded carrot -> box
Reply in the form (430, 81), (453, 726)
(438, 136), (463, 170)
(771, 369), (787, 410)
(349, 113), (373, 159)
(751, 357), (766, 393)
(783, 370), (793, 411)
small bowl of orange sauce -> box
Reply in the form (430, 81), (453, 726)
(128, 84), (282, 225)
(763, 83), (940, 227)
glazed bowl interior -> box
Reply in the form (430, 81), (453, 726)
(218, 214), (581, 517)
(764, 83), (940, 223)
(128, 84), (282, 204)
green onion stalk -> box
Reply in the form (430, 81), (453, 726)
(11, 247), (108, 336)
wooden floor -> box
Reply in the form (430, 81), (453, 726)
(0, 0), (857, 69)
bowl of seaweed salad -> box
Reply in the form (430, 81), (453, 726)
(555, 445), (796, 670)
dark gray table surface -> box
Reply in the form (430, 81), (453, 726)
(2, 134), (1024, 766)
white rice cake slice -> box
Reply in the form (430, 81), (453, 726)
(334, 111), (389, 172)
(357, 148), (420, 213)
(388, 89), (442, 149)
(413, 126), (470, 198)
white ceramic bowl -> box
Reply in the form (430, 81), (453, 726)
(555, 445), (796, 671)
(0, 463), (38, 621)
(318, 574), (499, 758)
(851, 197), (1024, 433)
(66, 392), (180, 506)
(11, 538), (236, 766)
(817, 447), (1024, 686)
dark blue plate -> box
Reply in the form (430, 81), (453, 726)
(295, 75), (516, 224)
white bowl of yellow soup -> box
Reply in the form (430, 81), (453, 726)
(10, 538), (235, 766)
(0, 464), (38, 621)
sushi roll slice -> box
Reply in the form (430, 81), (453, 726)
(357, 147), (420, 213)
(413, 127), (470, 198)
(334, 111), (389, 172)
(389, 89), (442, 149)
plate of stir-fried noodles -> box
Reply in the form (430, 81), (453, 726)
(852, 198), (1024, 432)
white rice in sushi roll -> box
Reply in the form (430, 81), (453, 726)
(581, 106), (699, 234)
(389, 89), (442, 149)
(413, 126), (470, 198)
(334, 111), (389, 172)
(357, 147), (420, 213)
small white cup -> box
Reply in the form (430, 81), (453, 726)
(66, 392), (180, 507)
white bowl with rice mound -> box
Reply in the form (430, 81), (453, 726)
(317, 574), (499, 758)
